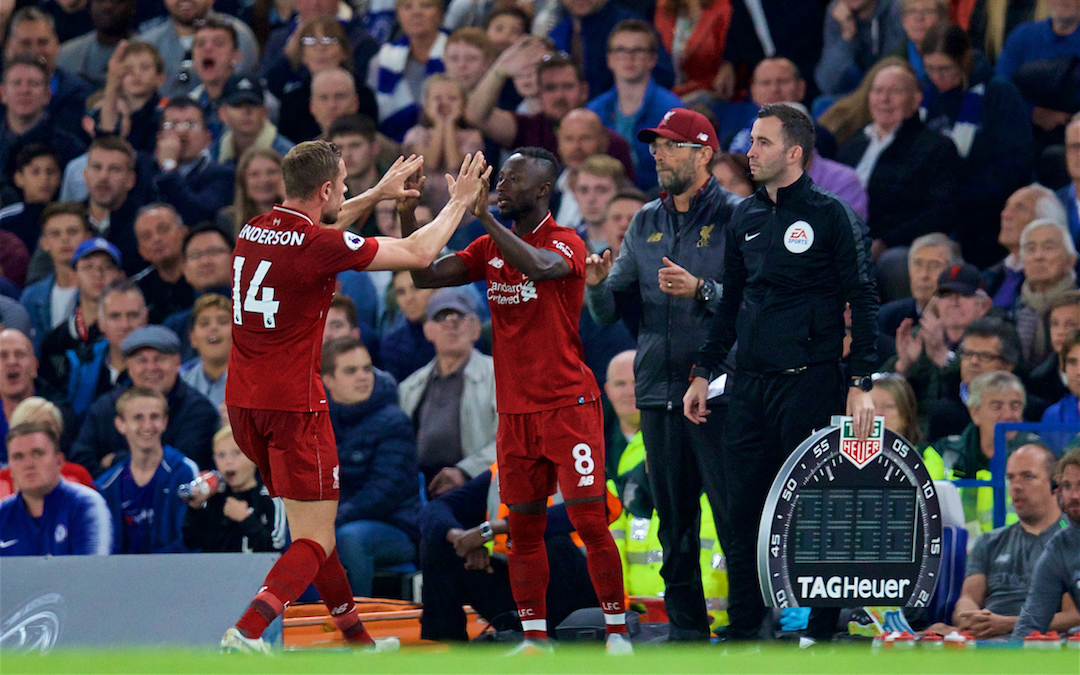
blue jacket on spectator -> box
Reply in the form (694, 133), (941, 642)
(587, 79), (682, 191)
(329, 371), (420, 541)
(18, 271), (58, 353)
(995, 18), (1080, 78)
(379, 315), (435, 384)
(95, 444), (197, 554)
(49, 68), (96, 138)
(69, 379), (220, 478)
(1059, 184), (1079, 245)
(549, 1), (675, 99)
(152, 153), (236, 227)
(0, 480), (112, 556)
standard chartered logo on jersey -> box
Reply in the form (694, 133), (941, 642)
(488, 280), (537, 305)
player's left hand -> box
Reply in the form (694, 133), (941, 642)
(428, 467), (468, 497)
(374, 155), (424, 202)
(658, 257), (698, 298)
(846, 387), (875, 440)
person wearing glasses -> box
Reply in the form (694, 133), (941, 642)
(684, 103), (878, 644)
(152, 98), (236, 227)
(584, 107), (742, 641)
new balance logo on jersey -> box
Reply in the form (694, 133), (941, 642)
(488, 257), (504, 269)
(577, 475), (595, 487)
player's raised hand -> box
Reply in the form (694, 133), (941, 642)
(471, 165), (491, 219)
(374, 155), (424, 201)
(396, 165), (426, 215)
(585, 249), (612, 286)
(446, 152), (490, 203)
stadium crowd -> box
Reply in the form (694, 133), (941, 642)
(2, 0), (1080, 645)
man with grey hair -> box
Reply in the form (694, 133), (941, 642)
(877, 232), (962, 363)
(985, 183), (1070, 309)
(132, 204), (193, 324)
(923, 370), (1041, 534)
(1012, 218), (1078, 365)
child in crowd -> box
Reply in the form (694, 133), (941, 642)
(180, 294), (232, 408)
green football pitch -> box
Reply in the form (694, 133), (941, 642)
(2, 644), (1078, 675)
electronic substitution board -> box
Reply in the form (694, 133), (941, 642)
(758, 416), (942, 608)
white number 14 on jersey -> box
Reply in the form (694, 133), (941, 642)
(232, 256), (280, 328)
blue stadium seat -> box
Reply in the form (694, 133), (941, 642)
(924, 525), (967, 625)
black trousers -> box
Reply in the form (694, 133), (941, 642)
(639, 405), (731, 641)
(721, 362), (844, 640)
(419, 532), (598, 641)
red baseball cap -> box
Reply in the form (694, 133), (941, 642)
(637, 108), (719, 152)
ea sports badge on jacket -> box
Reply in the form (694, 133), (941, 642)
(784, 221), (813, 253)
(758, 416), (942, 608)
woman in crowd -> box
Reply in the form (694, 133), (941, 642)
(871, 374), (924, 447)
(654, 0), (734, 101)
(710, 153), (755, 198)
(219, 147), (285, 235)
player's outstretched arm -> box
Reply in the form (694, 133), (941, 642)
(368, 153), (491, 272)
(330, 155), (425, 231)
(472, 181), (569, 281)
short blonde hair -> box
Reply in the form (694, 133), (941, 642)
(10, 397), (63, 435)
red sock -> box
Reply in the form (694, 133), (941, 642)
(566, 501), (628, 635)
(236, 538), (326, 639)
(507, 510), (549, 640)
(313, 549), (374, 646)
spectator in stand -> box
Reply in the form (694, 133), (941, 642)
(919, 23), (1034, 268)
(554, 109), (635, 227)
(878, 233), (962, 363)
(132, 204), (193, 325)
(835, 62), (961, 258)
(179, 293), (231, 409)
(219, 148), (284, 236)
(726, 58), (810, 153)
(95, 386), (198, 553)
(186, 18), (250, 142)
(870, 373), (923, 446)
(211, 76), (293, 166)
(181, 425), (287, 553)
(71, 325), (219, 476)
(549, 0), (674, 99)
(927, 443), (1076, 638)
(895, 0), (948, 85)
(0, 329), (80, 458)
(985, 184), (1069, 309)
(323, 294), (362, 343)
(368, 0), (448, 142)
(327, 115), (387, 236)
(380, 270), (436, 383)
(1061, 114), (1080, 240)
(18, 203), (91, 351)
(37, 242), (124, 416)
(4, 8), (95, 134)
(399, 288), (496, 497)
(817, 55), (906, 149)
(586, 19), (683, 191)
(1025, 291), (1080, 406)
(137, 0), (260, 99)
(322, 337), (421, 597)
(995, 0), (1080, 148)
(653, 0), (732, 101)
(269, 18), (376, 144)
(965, 0), (1047, 63)
(260, 0), (379, 98)
(307, 68), (368, 143)
(709, 153), (755, 197)
(1042, 329), (1080, 422)
(599, 189), (646, 259)
(1011, 218), (1078, 365)
(56, 0), (138, 89)
(163, 224), (235, 361)
(922, 370), (1041, 534)
(444, 28), (496, 93)
(152, 98), (236, 228)
(0, 56), (86, 190)
(0, 396), (94, 498)
(82, 136), (146, 275)
(483, 7), (530, 54)
(96, 41), (167, 154)
(467, 50), (636, 173)
(601, 348), (639, 478)
(403, 74), (484, 210)
(816, 0), (906, 96)
(570, 155), (627, 253)
(0, 422), (112, 556)
(1, 145), (62, 254)
(38, 0), (93, 43)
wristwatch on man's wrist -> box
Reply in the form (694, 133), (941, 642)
(695, 279), (715, 303)
(479, 520), (494, 542)
(849, 375), (873, 392)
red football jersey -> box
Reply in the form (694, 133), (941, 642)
(456, 213), (599, 414)
(226, 205), (379, 411)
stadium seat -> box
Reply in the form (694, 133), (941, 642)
(924, 524), (967, 625)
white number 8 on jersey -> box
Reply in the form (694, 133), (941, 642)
(572, 443), (594, 476)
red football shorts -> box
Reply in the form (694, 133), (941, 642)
(227, 406), (339, 501)
(496, 400), (606, 504)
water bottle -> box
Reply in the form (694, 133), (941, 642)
(178, 471), (224, 503)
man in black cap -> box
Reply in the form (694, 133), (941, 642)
(69, 324), (220, 477)
(585, 107), (743, 642)
(211, 75), (294, 165)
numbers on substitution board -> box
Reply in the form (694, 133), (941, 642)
(232, 256), (280, 328)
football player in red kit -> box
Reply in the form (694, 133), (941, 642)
(404, 147), (632, 655)
(221, 141), (490, 653)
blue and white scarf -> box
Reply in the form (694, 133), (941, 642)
(375, 32), (446, 142)
(922, 83), (984, 159)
